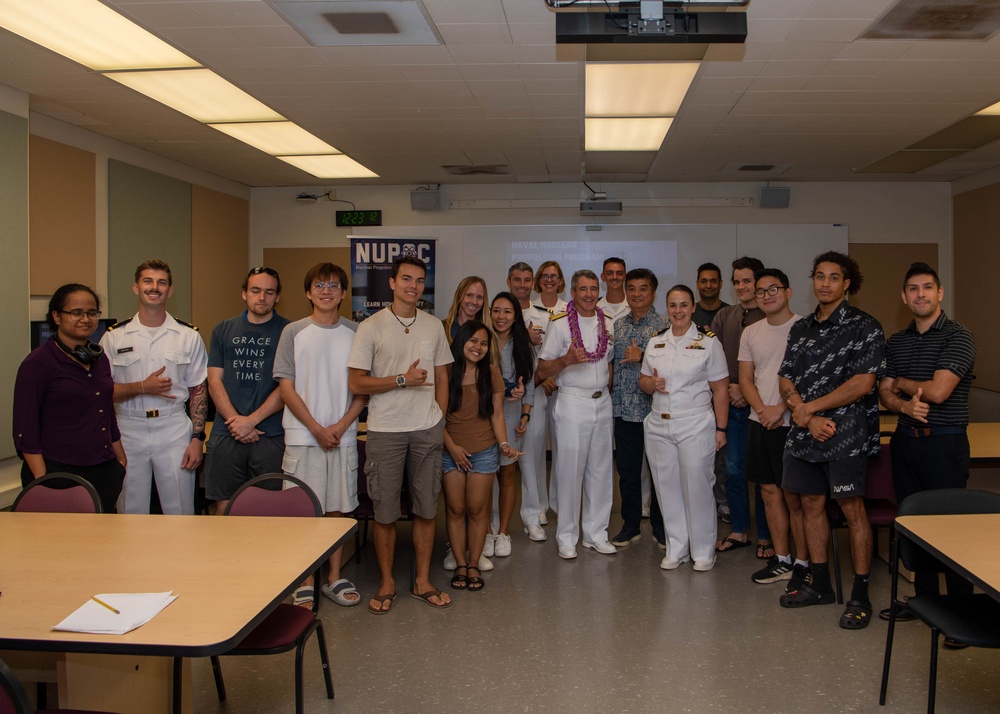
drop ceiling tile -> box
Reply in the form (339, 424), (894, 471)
(746, 18), (801, 44)
(522, 79), (576, 95)
(398, 64), (464, 81)
(819, 59), (886, 77)
(509, 23), (553, 46)
(117, 2), (212, 28)
(758, 60), (830, 78)
(699, 61), (768, 78)
(423, 0), (508, 24)
(772, 42), (847, 61)
(696, 76), (755, 93)
(460, 64), (522, 81)
(786, 18), (872, 43)
(192, 1), (286, 27)
(802, 74), (870, 91)
(834, 40), (912, 61)
(449, 45), (519, 64)
(161, 26), (243, 49)
(225, 25), (309, 48)
(437, 24), (512, 47)
(804, 0), (895, 20)
(517, 44), (567, 63)
(253, 47), (326, 67)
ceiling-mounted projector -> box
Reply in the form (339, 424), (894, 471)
(581, 200), (623, 216)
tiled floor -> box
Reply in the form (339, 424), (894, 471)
(190, 508), (1000, 713)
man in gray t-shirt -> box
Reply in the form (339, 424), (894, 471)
(204, 268), (289, 513)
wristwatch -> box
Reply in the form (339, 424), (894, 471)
(396, 374), (407, 389)
(192, 431), (206, 441)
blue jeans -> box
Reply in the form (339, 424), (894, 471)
(723, 405), (770, 539)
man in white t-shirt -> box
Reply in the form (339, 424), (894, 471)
(537, 270), (616, 559)
(273, 262), (366, 608)
(738, 268), (808, 590)
(348, 257), (454, 613)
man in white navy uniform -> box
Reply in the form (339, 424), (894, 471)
(506, 262), (550, 538)
(596, 257), (630, 322)
(101, 259), (208, 515)
(537, 269), (616, 559)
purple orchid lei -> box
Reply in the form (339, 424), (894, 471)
(566, 299), (610, 363)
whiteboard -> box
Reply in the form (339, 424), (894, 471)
(351, 223), (847, 318)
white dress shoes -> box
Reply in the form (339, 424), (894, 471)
(693, 556), (717, 572)
(582, 540), (617, 555)
(558, 546), (577, 559)
(660, 555), (690, 570)
(524, 524), (547, 542)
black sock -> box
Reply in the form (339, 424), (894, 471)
(811, 562), (832, 593)
(851, 573), (871, 604)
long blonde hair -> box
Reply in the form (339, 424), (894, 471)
(442, 276), (491, 344)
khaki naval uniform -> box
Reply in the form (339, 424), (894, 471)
(641, 324), (728, 562)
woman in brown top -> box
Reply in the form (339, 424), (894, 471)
(443, 320), (518, 592)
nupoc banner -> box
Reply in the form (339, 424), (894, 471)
(349, 237), (437, 323)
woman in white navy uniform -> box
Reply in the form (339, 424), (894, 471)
(640, 285), (729, 572)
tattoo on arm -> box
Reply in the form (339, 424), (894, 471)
(189, 382), (208, 432)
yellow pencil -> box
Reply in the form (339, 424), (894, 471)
(91, 596), (120, 615)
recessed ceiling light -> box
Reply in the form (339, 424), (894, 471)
(0, 0), (199, 71)
(106, 69), (284, 123)
(209, 122), (340, 156)
(585, 63), (699, 117)
(277, 154), (379, 179)
(585, 117), (673, 151)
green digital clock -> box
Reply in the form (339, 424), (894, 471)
(336, 210), (382, 227)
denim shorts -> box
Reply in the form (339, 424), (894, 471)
(442, 444), (500, 475)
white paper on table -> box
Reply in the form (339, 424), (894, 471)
(53, 591), (178, 635)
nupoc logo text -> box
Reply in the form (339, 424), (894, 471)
(354, 241), (432, 264)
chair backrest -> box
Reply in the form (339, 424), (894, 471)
(224, 474), (322, 517)
(0, 658), (32, 714)
(897, 488), (1000, 572)
(11, 472), (103, 514)
(864, 445), (895, 501)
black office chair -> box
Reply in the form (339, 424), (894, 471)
(879, 488), (1000, 714)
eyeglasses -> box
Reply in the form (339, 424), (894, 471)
(247, 267), (279, 279)
(312, 281), (341, 292)
(540, 273), (560, 280)
(61, 310), (101, 320)
(754, 285), (784, 298)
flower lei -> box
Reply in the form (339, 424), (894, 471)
(567, 299), (610, 363)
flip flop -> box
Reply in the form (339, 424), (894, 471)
(368, 592), (396, 615)
(779, 584), (836, 609)
(322, 578), (360, 607)
(292, 585), (314, 608)
(715, 537), (751, 553)
(756, 542), (775, 560)
(840, 600), (872, 630)
(410, 588), (452, 609)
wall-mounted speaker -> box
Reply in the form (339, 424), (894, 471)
(410, 189), (440, 211)
(759, 186), (790, 209)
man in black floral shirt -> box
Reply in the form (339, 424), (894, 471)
(777, 251), (884, 631)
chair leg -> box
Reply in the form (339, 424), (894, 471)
(315, 619), (335, 700)
(295, 637), (306, 714)
(36, 682), (46, 710)
(832, 528), (844, 604)
(211, 655), (227, 702)
(354, 529), (361, 564)
(172, 657), (183, 714)
(928, 629), (940, 714)
(879, 603), (897, 705)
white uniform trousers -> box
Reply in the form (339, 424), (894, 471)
(518, 387), (552, 526)
(644, 409), (717, 562)
(551, 389), (613, 548)
(117, 412), (196, 515)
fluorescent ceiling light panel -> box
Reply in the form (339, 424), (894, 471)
(585, 63), (699, 117)
(277, 154), (379, 179)
(0, 0), (199, 71)
(585, 117), (673, 151)
(976, 100), (1000, 115)
(209, 122), (340, 156)
(106, 69), (284, 123)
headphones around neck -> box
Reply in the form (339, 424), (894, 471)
(53, 335), (104, 365)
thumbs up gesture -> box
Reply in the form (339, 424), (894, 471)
(652, 367), (668, 394)
(528, 320), (543, 346)
(908, 387), (930, 423)
(403, 358), (431, 386)
(508, 376), (526, 401)
(564, 338), (588, 365)
(624, 338), (642, 363)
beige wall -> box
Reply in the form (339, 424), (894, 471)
(262, 247), (351, 322)
(192, 185), (250, 335)
(848, 243), (939, 339)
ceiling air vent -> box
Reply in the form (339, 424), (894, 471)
(442, 165), (512, 175)
(323, 12), (399, 34)
(862, 0), (1000, 41)
(739, 164), (775, 172)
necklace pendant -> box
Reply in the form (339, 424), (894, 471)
(404, 327), (409, 334)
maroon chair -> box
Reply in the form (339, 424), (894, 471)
(827, 443), (897, 604)
(205, 473), (334, 714)
(11, 473), (102, 514)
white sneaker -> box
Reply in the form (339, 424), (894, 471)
(660, 555), (689, 570)
(539, 513), (548, 526)
(582, 540), (617, 555)
(478, 553), (494, 571)
(524, 524), (547, 542)
(483, 533), (495, 557)
(443, 545), (456, 571)
(558, 546), (577, 559)
(693, 556), (717, 572)
(494, 533), (512, 557)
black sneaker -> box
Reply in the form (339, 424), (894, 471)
(786, 564), (811, 594)
(751, 557), (793, 584)
(610, 528), (641, 547)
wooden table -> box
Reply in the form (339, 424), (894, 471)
(894, 514), (1000, 602)
(878, 418), (1000, 465)
(0, 512), (356, 712)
